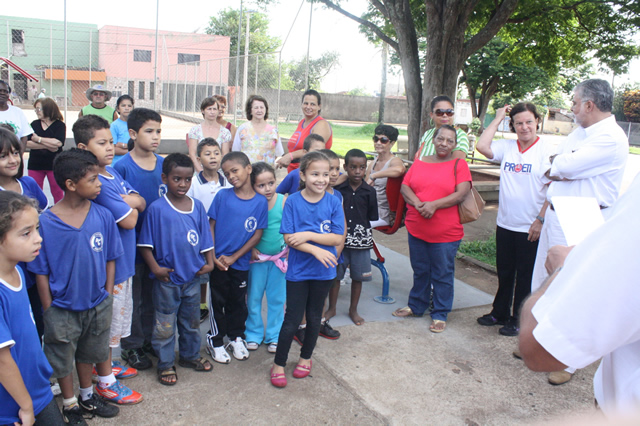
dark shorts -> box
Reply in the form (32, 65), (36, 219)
(336, 248), (373, 282)
(43, 295), (113, 378)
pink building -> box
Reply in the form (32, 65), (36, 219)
(98, 25), (231, 109)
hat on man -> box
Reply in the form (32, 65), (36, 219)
(86, 84), (112, 101)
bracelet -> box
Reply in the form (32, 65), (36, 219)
(536, 215), (545, 224)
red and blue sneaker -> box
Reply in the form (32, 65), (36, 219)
(96, 380), (143, 405)
(111, 360), (138, 379)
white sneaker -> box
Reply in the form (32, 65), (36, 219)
(267, 342), (277, 353)
(206, 345), (230, 364)
(226, 337), (249, 360)
(50, 381), (61, 396)
(246, 342), (259, 351)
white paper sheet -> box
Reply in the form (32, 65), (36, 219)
(551, 196), (605, 246)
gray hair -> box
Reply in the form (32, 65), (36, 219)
(574, 79), (614, 113)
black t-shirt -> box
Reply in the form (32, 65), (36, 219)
(28, 120), (66, 170)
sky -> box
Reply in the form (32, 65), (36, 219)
(2, 0), (639, 95)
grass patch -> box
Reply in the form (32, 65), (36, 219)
(630, 146), (640, 155)
(458, 234), (496, 267)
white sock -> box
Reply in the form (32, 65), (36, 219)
(79, 386), (93, 401)
(298, 324), (306, 329)
(98, 373), (116, 388)
(321, 317), (326, 324)
(63, 396), (78, 409)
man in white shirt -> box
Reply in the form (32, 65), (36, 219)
(529, 78), (628, 385)
(519, 173), (640, 416)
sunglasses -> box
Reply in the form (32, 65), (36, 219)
(372, 136), (391, 144)
(434, 109), (455, 117)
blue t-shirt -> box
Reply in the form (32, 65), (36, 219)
(0, 268), (53, 424)
(276, 169), (301, 195)
(28, 204), (124, 311)
(208, 188), (268, 271)
(94, 166), (137, 283)
(0, 177), (49, 289)
(138, 195), (214, 284)
(328, 188), (344, 264)
(110, 119), (129, 165)
(280, 191), (345, 282)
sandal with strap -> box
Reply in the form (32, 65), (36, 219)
(270, 367), (287, 388)
(158, 367), (178, 386)
(429, 320), (446, 333)
(293, 360), (312, 379)
(178, 357), (213, 372)
(392, 306), (423, 317)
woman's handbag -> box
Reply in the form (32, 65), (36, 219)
(454, 159), (485, 224)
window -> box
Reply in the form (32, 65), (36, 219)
(11, 29), (26, 57)
(128, 81), (135, 97)
(149, 82), (155, 100)
(11, 29), (24, 43)
(138, 82), (145, 100)
(178, 53), (200, 64)
(133, 49), (152, 62)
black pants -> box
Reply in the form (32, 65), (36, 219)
(121, 263), (154, 350)
(274, 279), (333, 367)
(206, 267), (248, 347)
(492, 226), (539, 321)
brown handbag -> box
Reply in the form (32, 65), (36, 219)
(454, 159), (485, 224)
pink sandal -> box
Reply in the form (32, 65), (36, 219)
(293, 360), (312, 379)
(270, 367), (287, 388)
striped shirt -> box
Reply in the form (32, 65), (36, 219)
(415, 127), (469, 159)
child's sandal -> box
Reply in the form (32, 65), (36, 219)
(178, 357), (212, 372)
(158, 367), (178, 386)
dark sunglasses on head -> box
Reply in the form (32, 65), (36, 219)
(434, 109), (455, 117)
(372, 136), (391, 144)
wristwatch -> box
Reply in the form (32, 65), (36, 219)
(536, 215), (545, 224)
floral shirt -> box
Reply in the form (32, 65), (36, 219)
(232, 121), (283, 165)
(188, 123), (232, 145)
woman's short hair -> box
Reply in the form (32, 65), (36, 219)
(508, 102), (541, 133)
(433, 124), (457, 142)
(200, 97), (219, 117)
(245, 95), (269, 120)
(430, 95), (454, 111)
(35, 97), (64, 122)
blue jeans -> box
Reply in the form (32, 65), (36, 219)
(152, 277), (201, 370)
(246, 261), (286, 344)
(407, 232), (460, 321)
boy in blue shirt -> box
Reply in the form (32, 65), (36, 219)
(206, 152), (268, 364)
(138, 154), (214, 386)
(29, 149), (123, 423)
(74, 115), (145, 404)
(114, 108), (165, 371)
(187, 138), (231, 323)
(334, 149), (378, 326)
(276, 134), (325, 195)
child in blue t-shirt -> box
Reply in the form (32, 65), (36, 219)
(0, 128), (49, 342)
(113, 108), (165, 371)
(74, 114), (145, 404)
(0, 191), (65, 426)
(138, 153), (214, 385)
(270, 151), (345, 388)
(206, 152), (268, 364)
(110, 95), (134, 164)
(276, 134), (326, 195)
(246, 162), (287, 353)
(28, 149), (123, 422)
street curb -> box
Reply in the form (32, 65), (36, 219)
(457, 254), (497, 274)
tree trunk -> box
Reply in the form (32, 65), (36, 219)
(379, 42), (388, 124)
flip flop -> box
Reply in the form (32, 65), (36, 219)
(429, 320), (446, 333)
(392, 306), (423, 317)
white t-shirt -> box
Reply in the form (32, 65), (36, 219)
(532, 173), (640, 416)
(186, 170), (232, 212)
(547, 115), (628, 207)
(0, 105), (33, 138)
(490, 138), (553, 233)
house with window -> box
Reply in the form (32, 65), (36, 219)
(98, 26), (230, 108)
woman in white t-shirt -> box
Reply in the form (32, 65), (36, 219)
(475, 102), (553, 336)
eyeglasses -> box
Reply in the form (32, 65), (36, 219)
(372, 136), (391, 144)
(35, 107), (42, 112)
(434, 109), (455, 117)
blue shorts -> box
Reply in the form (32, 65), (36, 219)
(336, 248), (373, 282)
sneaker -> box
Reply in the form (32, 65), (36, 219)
(200, 308), (209, 323)
(50, 381), (61, 396)
(267, 342), (278, 353)
(206, 345), (231, 364)
(63, 405), (88, 426)
(293, 327), (305, 346)
(96, 380), (143, 405)
(499, 318), (519, 336)
(476, 314), (505, 326)
(112, 360), (138, 379)
(121, 348), (152, 370)
(78, 393), (120, 418)
(226, 337), (250, 360)
(319, 321), (341, 339)
(246, 341), (259, 351)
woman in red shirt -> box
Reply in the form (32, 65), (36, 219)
(393, 125), (471, 333)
